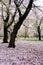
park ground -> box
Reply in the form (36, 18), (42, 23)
(0, 40), (43, 65)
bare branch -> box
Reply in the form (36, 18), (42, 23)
(0, 0), (7, 7)
(14, 1), (22, 17)
(33, 3), (43, 13)
(14, 0), (24, 7)
(39, 17), (43, 26)
(1, 4), (5, 21)
(1, 0), (11, 22)
(7, 8), (17, 28)
(9, 0), (11, 5)
(23, 24), (29, 28)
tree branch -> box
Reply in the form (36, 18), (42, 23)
(7, 8), (17, 28)
(14, 1), (22, 17)
(33, 3), (43, 12)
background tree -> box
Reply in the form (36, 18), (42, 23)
(32, 6), (43, 40)
(23, 23), (29, 38)
(1, 0), (17, 43)
(1, 0), (11, 43)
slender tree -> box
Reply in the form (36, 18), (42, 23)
(1, 0), (11, 43)
(32, 7), (43, 40)
(2, 5), (9, 43)
(1, 0), (17, 43)
(37, 18), (43, 40)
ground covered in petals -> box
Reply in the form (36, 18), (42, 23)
(0, 40), (43, 65)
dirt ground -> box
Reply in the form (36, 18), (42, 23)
(0, 40), (43, 65)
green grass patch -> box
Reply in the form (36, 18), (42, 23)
(0, 35), (43, 41)
(0, 35), (3, 39)
(16, 37), (43, 41)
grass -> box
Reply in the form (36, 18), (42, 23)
(0, 35), (43, 41)
(0, 35), (3, 39)
(16, 36), (43, 41)
(26, 37), (43, 41)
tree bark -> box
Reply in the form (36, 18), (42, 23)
(8, 30), (17, 48)
(3, 22), (8, 43)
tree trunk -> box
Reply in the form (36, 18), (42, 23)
(8, 32), (16, 48)
(8, 18), (23, 48)
(8, 0), (33, 48)
(38, 26), (41, 40)
(3, 23), (8, 43)
(25, 27), (28, 38)
(39, 32), (41, 40)
(8, 28), (17, 48)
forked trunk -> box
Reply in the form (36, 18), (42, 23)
(8, 18), (22, 48)
(8, 25), (18, 48)
(8, 0), (33, 48)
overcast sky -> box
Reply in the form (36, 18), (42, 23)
(34, 0), (43, 6)
(0, 0), (43, 16)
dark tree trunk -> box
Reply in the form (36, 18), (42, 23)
(3, 22), (8, 43)
(2, 0), (11, 43)
(8, 16), (29, 48)
(38, 26), (41, 40)
(39, 32), (41, 40)
(8, 0), (33, 48)
(8, 31), (17, 48)
(8, 18), (22, 48)
(25, 28), (28, 38)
